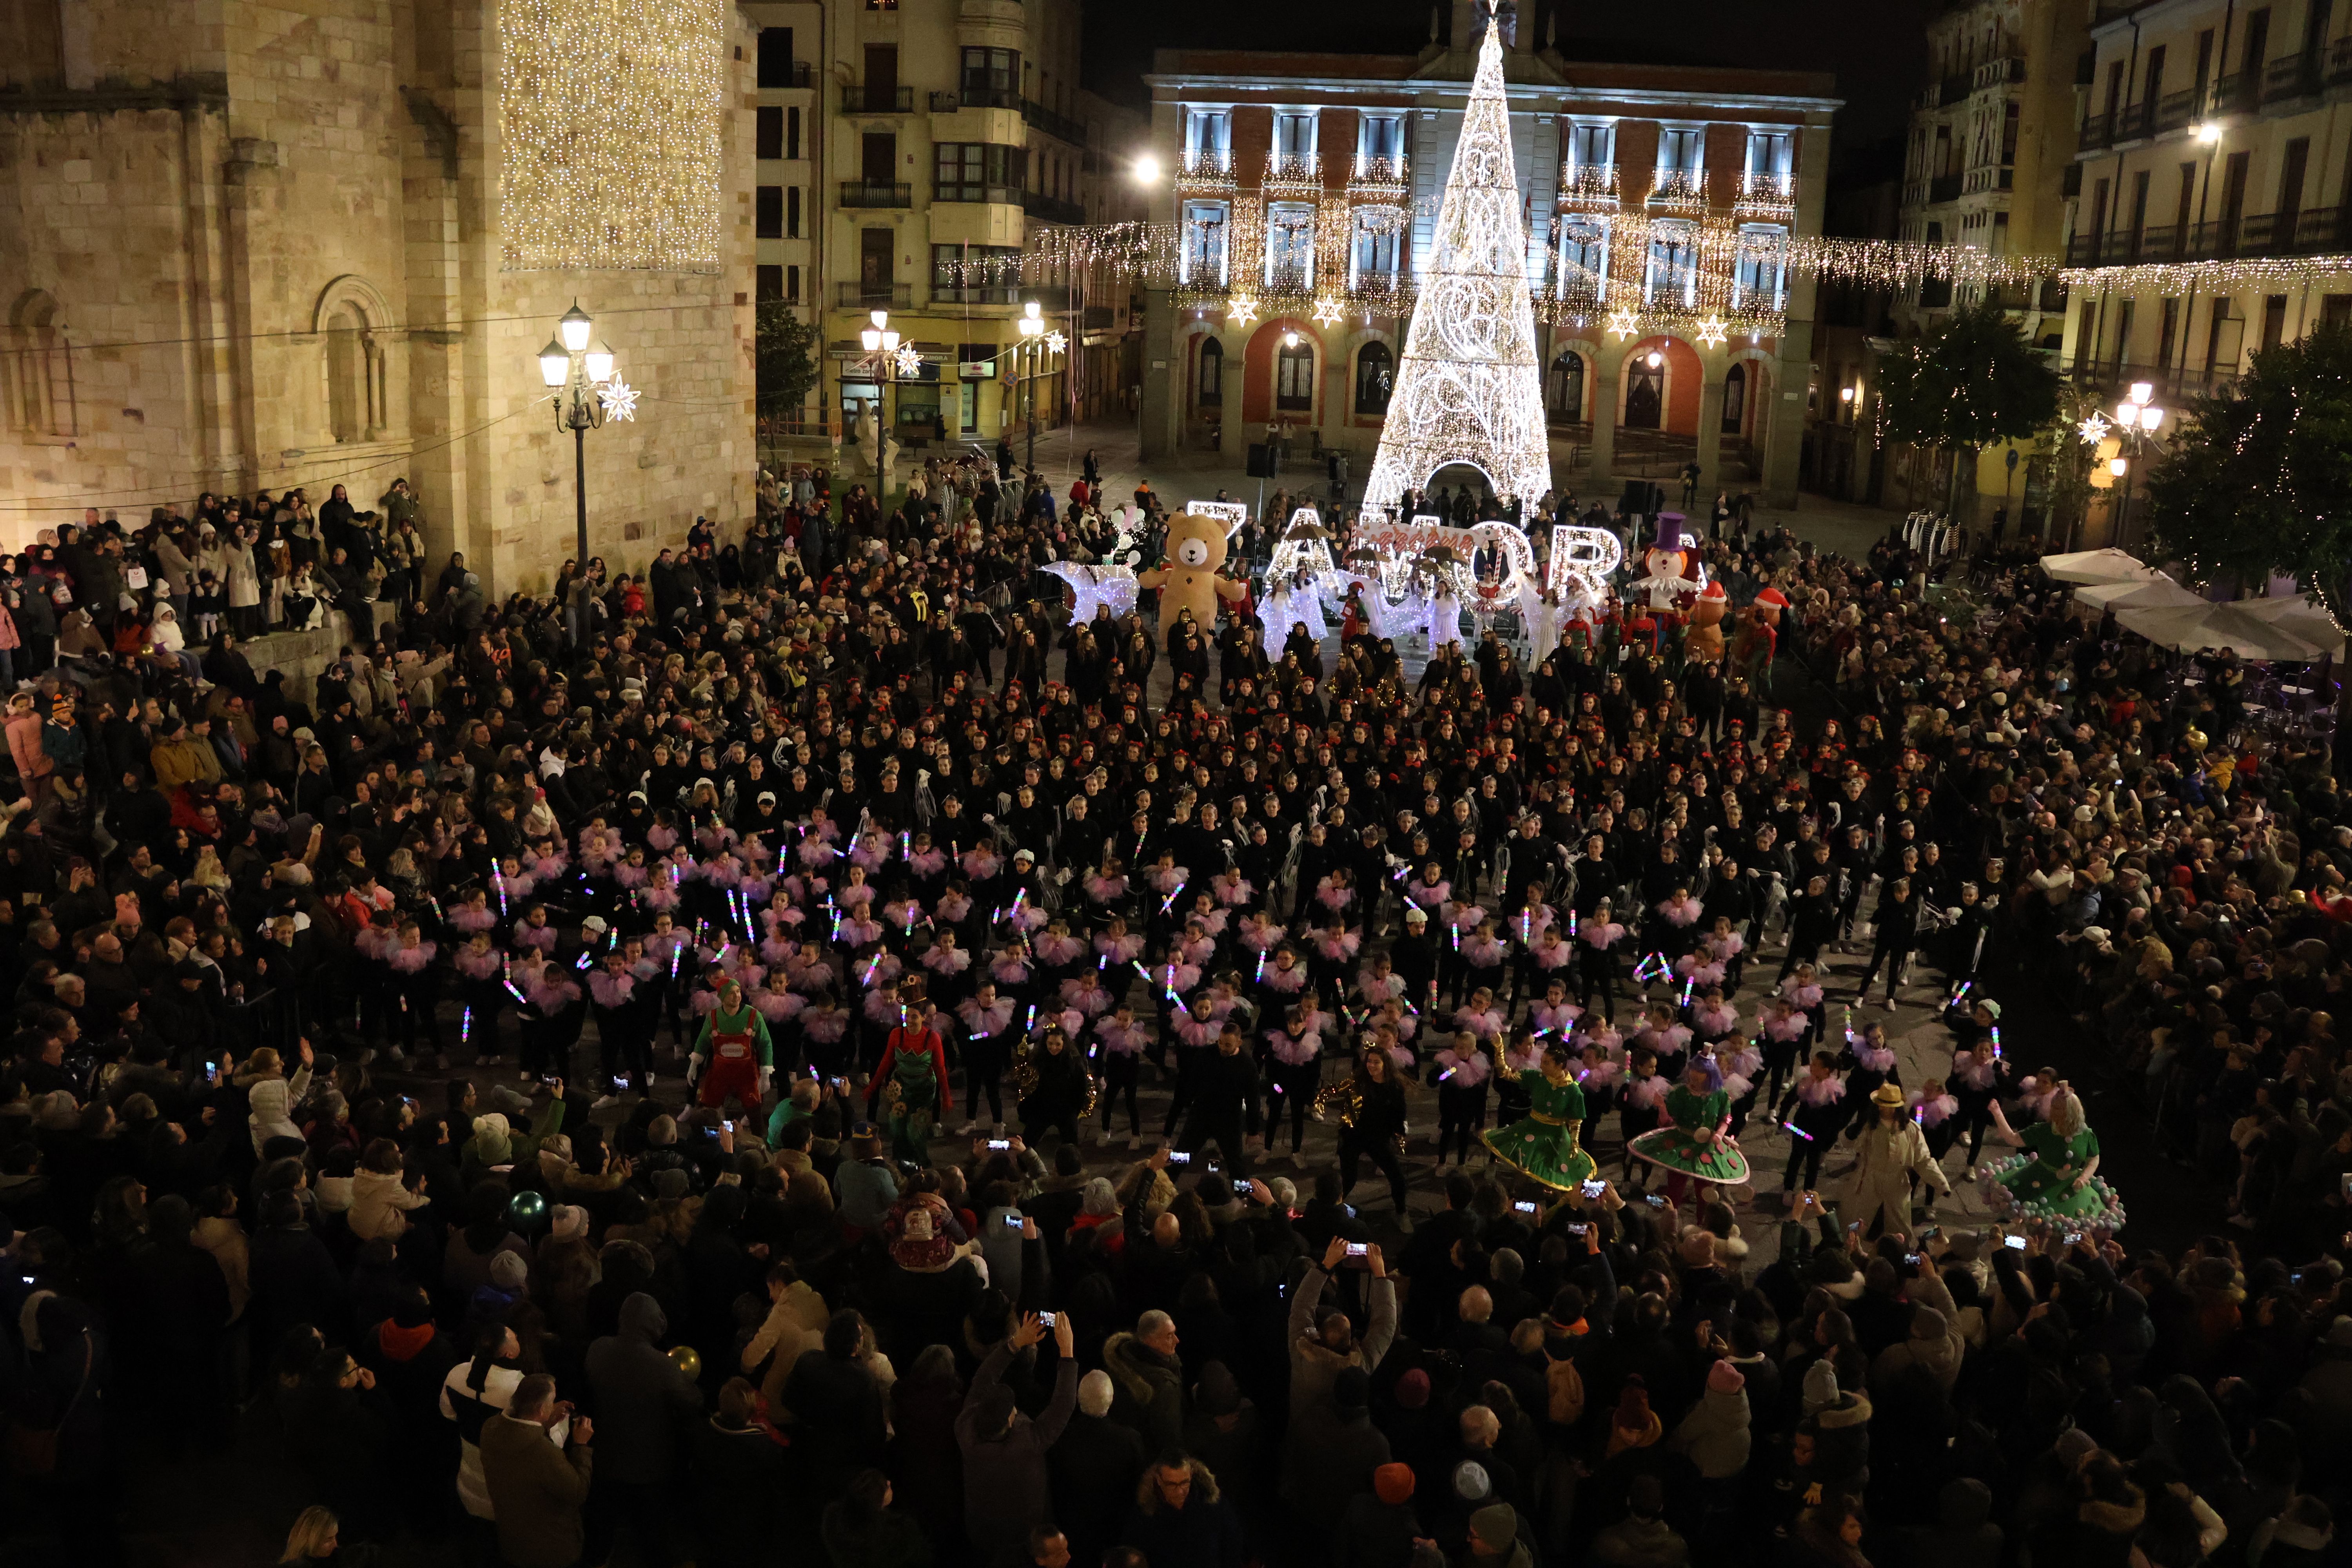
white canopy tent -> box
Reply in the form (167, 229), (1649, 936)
(2072, 577), (2207, 613)
(2040, 548), (2168, 586)
(2114, 601), (2342, 662)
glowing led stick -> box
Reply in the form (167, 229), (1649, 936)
(574, 950), (593, 971)
(506, 973), (531, 1003)
(861, 951), (884, 985)
(1255, 950), (1268, 981)
(428, 896), (445, 923)
(1781, 1120), (1814, 1140)
(1680, 977), (1695, 1009)
(461, 1005), (473, 1047)
(492, 867), (508, 917)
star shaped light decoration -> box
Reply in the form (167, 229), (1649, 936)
(596, 379), (640, 422)
(1604, 306), (1639, 339)
(1312, 295), (1345, 328)
(893, 344), (924, 379)
(1227, 294), (1259, 327)
(1694, 314), (1728, 349)
(1045, 329), (1067, 354)
(2077, 411), (2113, 446)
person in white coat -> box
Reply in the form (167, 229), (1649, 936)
(1842, 1080), (1950, 1241)
(239, 1038), (314, 1153)
(349, 1139), (430, 1240)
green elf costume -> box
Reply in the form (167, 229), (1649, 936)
(1979, 1085), (2125, 1225)
(1484, 1044), (1599, 1191)
(1630, 1060), (1750, 1192)
(691, 981), (775, 1110)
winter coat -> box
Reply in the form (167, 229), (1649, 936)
(690, 1418), (792, 1568)
(349, 1167), (429, 1241)
(1666, 1384), (1751, 1478)
(1049, 1411), (1148, 1563)
(1121, 1459), (1246, 1568)
(741, 1279), (830, 1406)
(245, 1064), (310, 1152)
(7, 712), (50, 788)
(479, 1409), (592, 1568)
(1283, 1402), (1391, 1517)
(955, 1341), (1080, 1556)
(583, 1291), (703, 1484)
(225, 540), (261, 608)
(1102, 1330), (1187, 1454)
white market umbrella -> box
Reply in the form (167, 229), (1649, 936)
(2073, 577), (2206, 612)
(2232, 594), (2348, 660)
(2116, 602), (2337, 662)
(2041, 548), (2166, 586)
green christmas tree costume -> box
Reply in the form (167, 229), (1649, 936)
(1483, 1065), (1598, 1191)
(1980, 1120), (2124, 1225)
(1630, 1085), (1751, 1184)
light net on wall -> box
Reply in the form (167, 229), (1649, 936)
(498, 0), (726, 272)
(1360, 19), (1552, 514)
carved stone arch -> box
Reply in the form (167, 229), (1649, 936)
(311, 275), (398, 443)
(6, 287), (74, 438)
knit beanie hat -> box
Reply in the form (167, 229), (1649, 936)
(1469, 1504), (1517, 1552)
(653, 1168), (691, 1204)
(1453, 1461), (1491, 1502)
(550, 1205), (588, 1241)
(1394, 1368), (1432, 1409)
(1707, 1359), (1746, 1394)
(1374, 1463), (1416, 1506)
(490, 1250), (529, 1291)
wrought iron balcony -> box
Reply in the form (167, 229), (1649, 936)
(1558, 161), (1620, 211)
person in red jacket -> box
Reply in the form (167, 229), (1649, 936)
(868, 990), (950, 1164)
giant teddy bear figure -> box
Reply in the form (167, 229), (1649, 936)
(1138, 511), (1249, 629)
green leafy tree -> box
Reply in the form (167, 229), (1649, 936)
(755, 301), (819, 424)
(1877, 299), (2063, 519)
(2146, 322), (2352, 627)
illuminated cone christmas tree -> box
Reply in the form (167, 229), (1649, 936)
(1363, 10), (1552, 515)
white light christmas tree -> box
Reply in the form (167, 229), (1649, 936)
(1362, 9), (1552, 516)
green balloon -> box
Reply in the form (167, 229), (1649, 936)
(509, 1190), (548, 1229)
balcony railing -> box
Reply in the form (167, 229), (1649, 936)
(957, 83), (1020, 110)
(1022, 98), (1089, 146)
(1348, 155), (1409, 198)
(839, 179), (911, 208)
(1963, 163), (2016, 194)
(1928, 172), (1962, 203)
(2056, 356), (2239, 399)
(757, 60), (813, 89)
(837, 281), (912, 307)
(1264, 152), (1323, 194)
(1735, 170), (1796, 215)
(1022, 190), (1085, 224)
(840, 85), (913, 114)
(1558, 161), (1620, 209)
(2263, 52), (2324, 101)
(1176, 147), (1235, 190)
(2063, 205), (2352, 267)
(934, 182), (1023, 205)
(932, 284), (1020, 306)
(1265, 263), (1314, 293)
(1648, 168), (1706, 207)
(1972, 56), (2026, 91)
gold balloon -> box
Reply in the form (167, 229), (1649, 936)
(669, 1345), (702, 1379)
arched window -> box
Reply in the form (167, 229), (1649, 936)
(1197, 337), (1223, 406)
(7, 292), (75, 439)
(1721, 362), (1747, 434)
(1547, 348), (1585, 421)
(326, 303), (372, 442)
(1276, 337), (1314, 411)
(312, 277), (394, 444)
(1354, 341), (1394, 415)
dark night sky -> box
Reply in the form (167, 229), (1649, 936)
(1082, 0), (1937, 151)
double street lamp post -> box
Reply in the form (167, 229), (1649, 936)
(536, 300), (632, 647)
(1014, 299), (1065, 477)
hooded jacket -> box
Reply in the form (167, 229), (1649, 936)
(583, 1291), (704, 1484)
(1668, 1383), (1751, 1479)
(1102, 1330), (1187, 1453)
(350, 1166), (429, 1241)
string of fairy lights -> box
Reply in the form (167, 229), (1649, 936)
(497, 0), (727, 273)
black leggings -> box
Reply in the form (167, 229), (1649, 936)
(1436, 1114), (1484, 1165)
(1097, 1054), (1142, 1134)
(1782, 1134), (1828, 1192)
(1341, 1129), (1410, 1212)
(964, 1043), (1008, 1123)
(1264, 1064), (1318, 1153)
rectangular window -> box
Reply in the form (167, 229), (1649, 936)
(757, 107), (784, 160)
(1266, 200), (1315, 288)
(2263, 292), (2289, 350)
(1656, 127), (1704, 174)
(787, 185), (801, 238)
(1744, 130), (1791, 175)
(1567, 122), (1613, 168)
(2157, 296), (2180, 369)
(933, 143), (1024, 202)
(1557, 215), (1609, 301)
(786, 265), (800, 302)
(1733, 224), (1787, 308)
(756, 185), (783, 238)
(1185, 108), (1231, 154)
(1352, 212), (1402, 285)
(1358, 113), (1404, 167)
(1646, 220), (1700, 305)
(1275, 112), (1317, 158)
(1181, 200), (1229, 285)
(756, 27), (795, 88)
(2323, 293), (2352, 328)
(788, 107), (801, 160)
(961, 47), (1018, 107)
(756, 264), (784, 302)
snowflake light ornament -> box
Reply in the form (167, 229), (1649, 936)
(596, 379), (640, 422)
(1605, 306), (1639, 339)
(1045, 330), (1067, 354)
(2077, 411), (2113, 446)
(1312, 295), (1345, 328)
(1695, 314), (1728, 349)
(893, 345), (923, 379)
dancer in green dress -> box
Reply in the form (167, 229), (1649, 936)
(1630, 1060), (1751, 1200)
(1978, 1085), (2125, 1225)
(1483, 1043), (1598, 1191)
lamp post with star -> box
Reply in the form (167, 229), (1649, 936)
(1016, 299), (1066, 476)
(535, 300), (634, 648)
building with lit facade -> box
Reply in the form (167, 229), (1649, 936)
(1137, 0), (1835, 505)
(737, 0), (1146, 457)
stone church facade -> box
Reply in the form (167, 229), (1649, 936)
(0, 0), (757, 593)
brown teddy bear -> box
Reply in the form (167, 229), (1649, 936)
(1136, 511), (1248, 630)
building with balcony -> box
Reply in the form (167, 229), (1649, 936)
(740, 0), (1147, 461)
(1140, 0), (1835, 505)
(2058, 0), (2352, 410)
